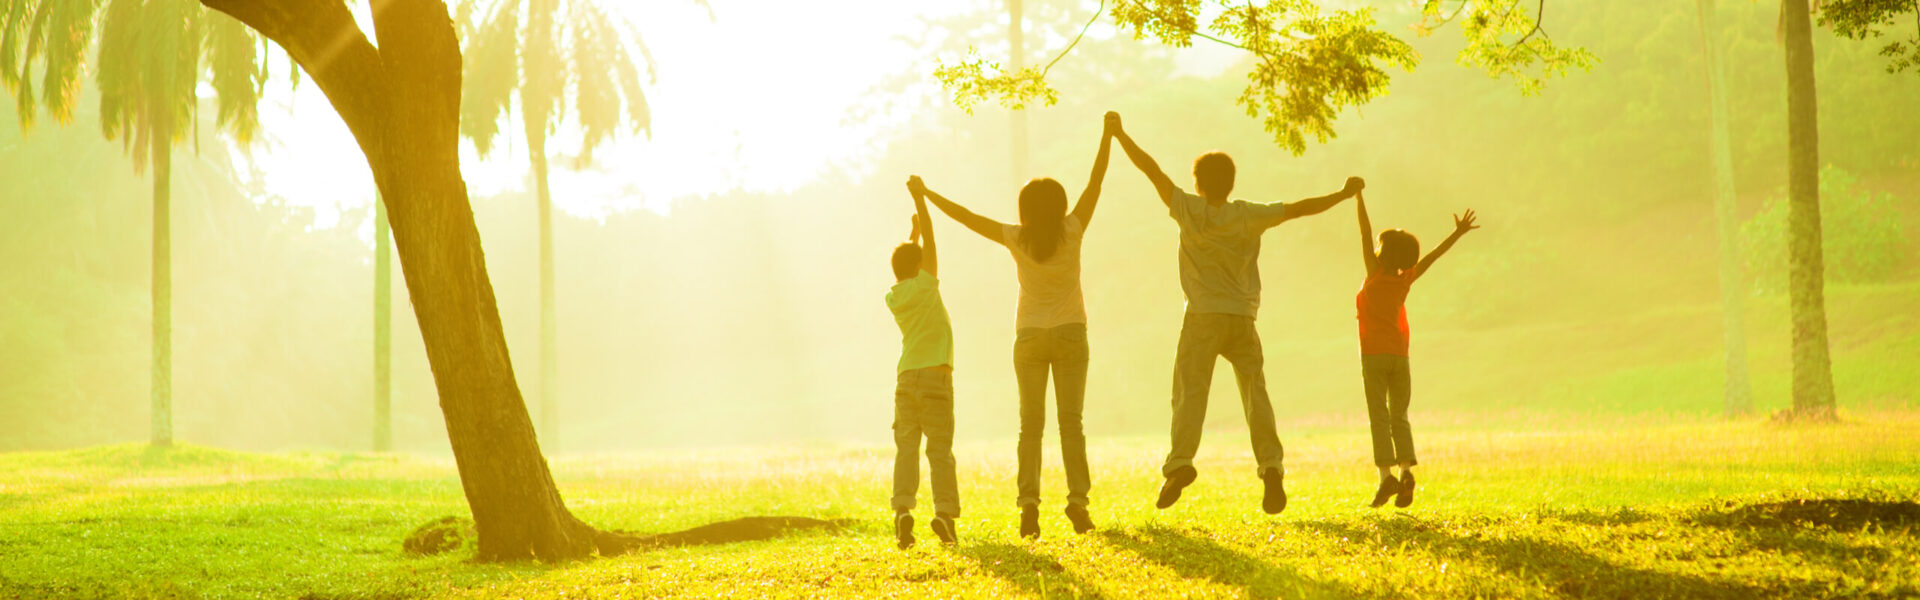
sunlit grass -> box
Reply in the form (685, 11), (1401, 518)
(2, 412), (1917, 598)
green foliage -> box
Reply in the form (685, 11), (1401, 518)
(1818, 0), (1920, 74)
(1742, 166), (1908, 294)
(3, 421), (1919, 597)
(1418, 0), (1599, 95)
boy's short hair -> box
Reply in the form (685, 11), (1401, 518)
(892, 243), (922, 281)
(1378, 229), (1420, 272)
(1193, 151), (1236, 198)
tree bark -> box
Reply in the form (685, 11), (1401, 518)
(1780, 0), (1837, 419)
(526, 0), (560, 448)
(375, 192), (393, 452)
(150, 119), (174, 448)
(1697, 0), (1753, 417)
(200, 0), (635, 560)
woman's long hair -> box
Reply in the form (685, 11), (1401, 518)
(1017, 178), (1068, 262)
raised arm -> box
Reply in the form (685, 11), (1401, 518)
(1357, 191), (1380, 276)
(1413, 209), (1479, 281)
(1108, 114), (1176, 208)
(1275, 177), (1364, 226)
(1070, 113), (1117, 228)
(908, 177), (937, 277)
(910, 178), (1007, 245)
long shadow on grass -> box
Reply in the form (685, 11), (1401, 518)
(1099, 526), (1369, 600)
(1532, 500), (1912, 579)
(1303, 518), (1775, 599)
(959, 543), (1109, 599)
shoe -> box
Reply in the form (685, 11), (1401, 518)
(1395, 470), (1416, 508)
(1156, 466), (1198, 509)
(895, 512), (915, 549)
(1261, 468), (1287, 515)
(1369, 476), (1398, 508)
(1065, 504), (1095, 534)
(930, 513), (959, 545)
(1019, 505), (1040, 539)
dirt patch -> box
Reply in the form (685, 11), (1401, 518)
(403, 516), (474, 556)
(1696, 499), (1920, 531)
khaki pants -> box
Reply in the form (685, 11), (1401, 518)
(1013, 323), (1091, 508)
(1162, 312), (1285, 477)
(893, 367), (959, 517)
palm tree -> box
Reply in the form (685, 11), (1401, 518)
(458, 0), (684, 448)
(3, 0), (266, 447)
(1695, 0), (1753, 417)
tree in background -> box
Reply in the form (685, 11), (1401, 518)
(1696, 0), (1754, 416)
(2, 0), (266, 447)
(1008, 0), (1029, 183)
(458, 0), (691, 448)
(375, 193), (393, 451)
(1777, 0), (1837, 420)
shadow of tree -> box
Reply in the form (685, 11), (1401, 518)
(1690, 498), (1920, 532)
(959, 542), (1109, 599)
(1099, 526), (1370, 600)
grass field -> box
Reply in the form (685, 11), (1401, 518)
(2, 411), (1917, 599)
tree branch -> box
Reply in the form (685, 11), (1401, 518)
(1039, 0), (1104, 77)
(200, 0), (388, 164)
(1513, 0), (1548, 45)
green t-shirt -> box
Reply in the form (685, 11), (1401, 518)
(886, 270), (954, 373)
(1168, 188), (1290, 318)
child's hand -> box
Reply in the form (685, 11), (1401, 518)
(1453, 209), (1480, 235)
(908, 214), (922, 241)
(1344, 177), (1365, 195)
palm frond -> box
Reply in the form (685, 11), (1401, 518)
(569, 3), (621, 159)
(205, 12), (261, 144)
(459, 0), (520, 156)
(2, 0), (37, 94)
(38, 0), (103, 124)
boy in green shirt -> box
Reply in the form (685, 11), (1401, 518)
(887, 176), (959, 549)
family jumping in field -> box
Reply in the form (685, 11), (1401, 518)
(885, 112), (1479, 549)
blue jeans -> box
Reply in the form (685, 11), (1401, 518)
(1163, 313), (1285, 477)
(1013, 323), (1091, 507)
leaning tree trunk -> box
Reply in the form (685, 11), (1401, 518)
(1697, 0), (1753, 417)
(1779, 0), (1837, 419)
(374, 192), (393, 452)
(201, 0), (634, 561)
(525, 0), (561, 449)
(150, 119), (174, 448)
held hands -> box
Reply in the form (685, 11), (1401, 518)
(1453, 209), (1480, 235)
(1343, 177), (1366, 196)
(906, 175), (926, 197)
(1104, 111), (1122, 138)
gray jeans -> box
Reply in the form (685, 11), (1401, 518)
(893, 367), (960, 517)
(1163, 312), (1285, 477)
(1013, 323), (1091, 507)
(1361, 354), (1416, 467)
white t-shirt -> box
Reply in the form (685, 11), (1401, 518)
(1000, 215), (1088, 330)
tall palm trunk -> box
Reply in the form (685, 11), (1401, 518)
(1779, 0), (1837, 419)
(1008, 0), (1027, 184)
(526, 0), (560, 449)
(1697, 0), (1753, 416)
(150, 119), (173, 447)
(375, 193), (393, 451)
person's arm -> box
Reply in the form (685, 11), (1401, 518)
(1108, 114), (1177, 209)
(1413, 209), (1479, 281)
(1357, 191), (1380, 276)
(908, 177), (937, 277)
(1070, 113), (1118, 228)
(1272, 177), (1364, 227)
(913, 178), (1008, 245)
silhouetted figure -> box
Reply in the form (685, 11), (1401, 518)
(1109, 113), (1364, 515)
(888, 178), (960, 549)
(913, 113), (1117, 539)
(1355, 192), (1479, 509)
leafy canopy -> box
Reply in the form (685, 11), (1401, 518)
(935, 0), (1595, 155)
(1816, 0), (1920, 74)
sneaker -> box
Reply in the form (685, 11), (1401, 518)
(1019, 505), (1040, 539)
(895, 512), (915, 549)
(1261, 468), (1288, 515)
(1369, 476), (1398, 508)
(1064, 504), (1095, 534)
(930, 513), (959, 545)
(1395, 470), (1416, 508)
(1156, 466), (1198, 509)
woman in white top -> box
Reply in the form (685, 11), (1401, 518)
(910, 112), (1115, 539)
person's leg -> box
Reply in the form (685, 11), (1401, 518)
(892, 372), (923, 516)
(1013, 328), (1051, 510)
(1163, 313), (1222, 477)
(1360, 355), (1396, 470)
(1053, 324), (1092, 508)
(922, 370), (961, 520)
(1220, 316), (1283, 477)
(1388, 355), (1416, 468)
